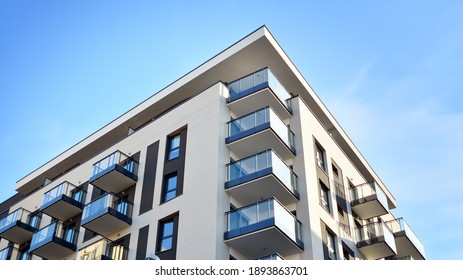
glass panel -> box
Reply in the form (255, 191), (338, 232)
(160, 237), (172, 251)
(267, 70), (291, 105)
(72, 188), (84, 203)
(0, 209), (20, 230)
(253, 69), (266, 85)
(229, 81), (240, 95)
(166, 176), (177, 191)
(163, 221), (174, 237)
(240, 75), (254, 91)
(164, 190), (176, 202)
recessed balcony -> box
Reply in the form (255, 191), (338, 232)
(226, 107), (295, 160)
(227, 68), (292, 121)
(225, 150), (299, 205)
(350, 181), (389, 220)
(0, 246), (31, 260)
(39, 181), (87, 221)
(29, 221), (78, 260)
(77, 238), (129, 260)
(0, 246), (14, 260)
(224, 198), (304, 259)
(385, 218), (426, 260)
(0, 208), (41, 244)
(356, 220), (397, 260)
(89, 151), (139, 193)
(81, 193), (133, 237)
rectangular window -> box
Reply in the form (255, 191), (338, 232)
(157, 219), (174, 252)
(316, 144), (326, 171)
(161, 173), (178, 203)
(332, 164), (339, 177)
(327, 231), (337, 260)
(166, 134), (181, 160)
(320, 181), (331, 213)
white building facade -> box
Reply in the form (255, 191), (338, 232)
(0, 26), (425, 261)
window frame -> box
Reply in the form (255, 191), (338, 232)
(157, 219), (174, 253)
(327, 231), (337, 260)
(161, 173), (178, 203)
(319, 181), (331, 214)
(166, 134), (181, 161)
(315, 143), (326, 172)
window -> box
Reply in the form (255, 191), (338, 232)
(332, 164), (339, 177)
(320, 181), (331, 213)
(27, 212), (41, 228)
(327, 231), (337, 260)
(157, 219), (174, 252)
(162, 173), (178, 203)
(166, 134), (181, 160)
(315, 144), (326, 171)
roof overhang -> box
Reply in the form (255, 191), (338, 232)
(15, 26), (396, 208)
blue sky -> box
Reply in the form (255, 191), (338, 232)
(1, 1), (462, 260)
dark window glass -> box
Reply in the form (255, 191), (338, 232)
(316, 144), (326, 171)
(320, 182), (331, 213)
(327, 231), (337, 260)
(162, 174), (177, 202)
(167, 134), (180, 160)
(158, 219), (174, 252)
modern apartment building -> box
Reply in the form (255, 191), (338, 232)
(0, 26), (425, 261)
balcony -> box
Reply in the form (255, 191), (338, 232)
(39, 181), (87, 221)
(350, 181), (389, 220)
(89, 151), (139, 193)
(256, 253), (284, 260)
(227, 68), (292, 121)
(77, 238), (129, 260)
(0, 246), (31, 260)
(356, 220), (397, 260)
(224, 198), (304, 259)
(226, 107), (295, 160)
(81, 193), (133, 237)
(29, 222), (78, 259)
(225, 150), (299, 205)
(0, 208), (40, 244)
(385, 218), (426, 260)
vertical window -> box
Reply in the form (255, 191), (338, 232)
(327, 231), (337, 260)
(27, 212), (41, 228)
(166, 134), (181, 160)
(315, 144), (326, 171)
(332, 164), (339, 177)
(162, 173), (178, 203)
(157, 219), (174, 252)
(320, 181), (331, 213)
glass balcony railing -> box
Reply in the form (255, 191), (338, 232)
(77, 238), (129, 260)
(355, 220), (397, 259)
(41, 181), (86, 206)
(82, 193), (133, 224)
(0, 246), (31, 260)
(91, 150), (138, 178)
(351, 181), (388, 206)
(385, 218), (426, 259)
(226, 150), (298, 196)
(227, 107), (295, 151)
(30, 221), (79, 251)
(257, 253), (284, 260)
(225, 198), (302, 247)
(0, 208), (40, 234)
(350, 181), (389, 219)
(228, 68), (291, 109)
